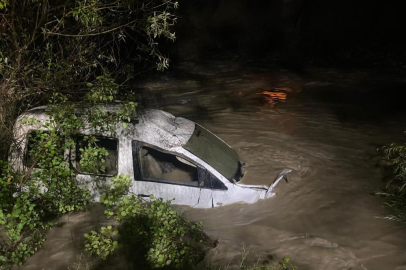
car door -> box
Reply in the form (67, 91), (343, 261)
(132, 141), (220, 207)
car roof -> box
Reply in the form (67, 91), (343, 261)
(18, 106), (196, 150)
(135, 109), (195, 149)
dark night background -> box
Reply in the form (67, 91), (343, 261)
(166, 0), (406, 69)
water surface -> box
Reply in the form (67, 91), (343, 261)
(17, 61), (406, 270)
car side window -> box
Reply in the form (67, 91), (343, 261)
(139, 146), (198, 185)
(73, 135), (118, 176)
(132, 141), (227, 190)
(197, 165), (227, 190)
(25, 130), (63, 168)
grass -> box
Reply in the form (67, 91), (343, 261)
(377, 141), (406, 223)
(68, 254), (92, 270)
(198, 244), (297, 270)
(68, 245), (298, 270)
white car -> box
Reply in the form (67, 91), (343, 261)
(10, 106), (291, 208)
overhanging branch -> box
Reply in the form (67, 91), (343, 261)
(43, 20), (136, 37)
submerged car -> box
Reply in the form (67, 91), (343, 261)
(11, 106), (291, 208)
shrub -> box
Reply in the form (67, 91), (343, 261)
(84, 174), (217, 269)
(0, 86), (136, 267)
(377, 141), (406, 222)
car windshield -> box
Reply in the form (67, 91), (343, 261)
(183, 124), (241, 182)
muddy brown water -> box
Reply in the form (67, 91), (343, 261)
(16, 62), (406, 270)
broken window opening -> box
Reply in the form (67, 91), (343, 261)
(25, 131), (64, 168)
(74, 135), (118, 176)
(140, 146), (198, 184)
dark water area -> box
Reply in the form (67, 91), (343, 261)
(16, 61), (406, 270)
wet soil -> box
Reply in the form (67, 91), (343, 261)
(16, 61), (406, 270)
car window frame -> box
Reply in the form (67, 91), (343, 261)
(132, 141), (227, 190)
(24, 129), (69, 169)
(24, 129), (45, 168)
(71, 134), (119, 177)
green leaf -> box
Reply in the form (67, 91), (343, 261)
(12, 208), (22, 218)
